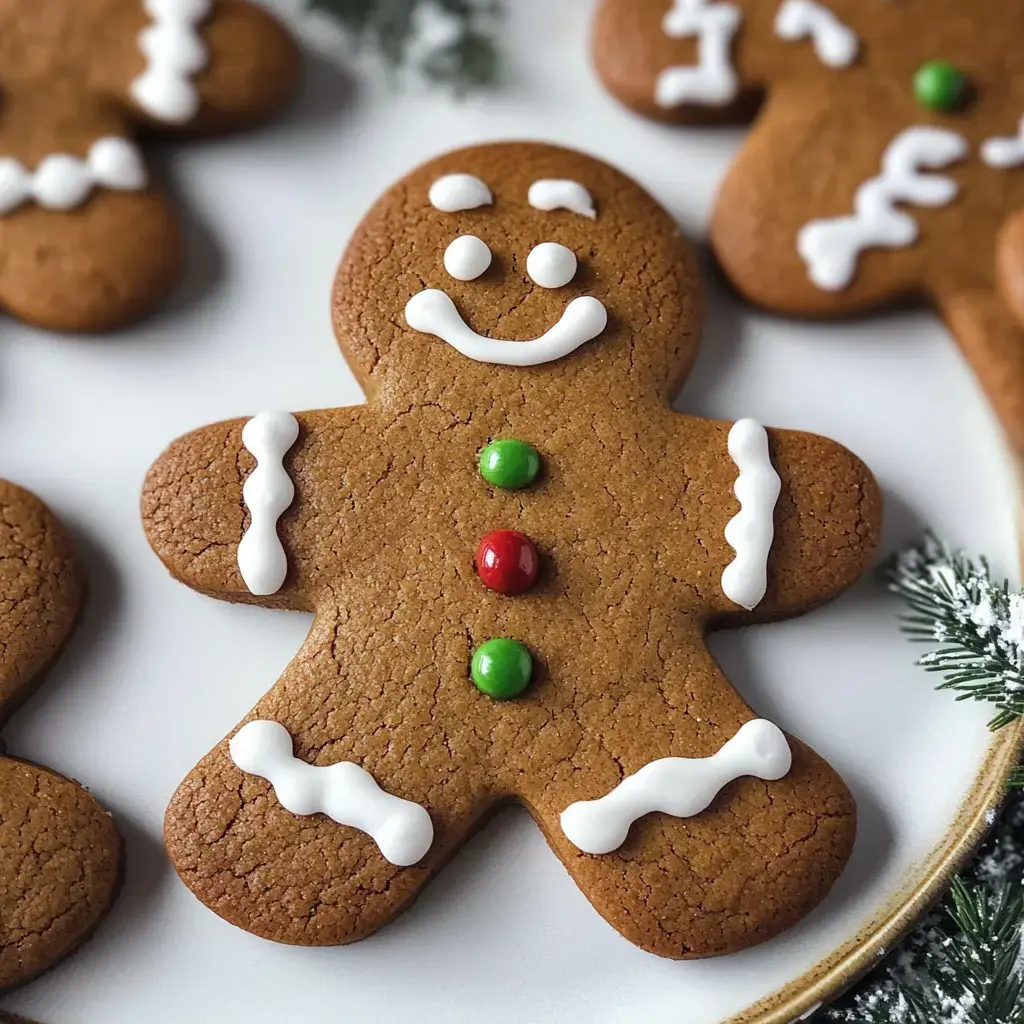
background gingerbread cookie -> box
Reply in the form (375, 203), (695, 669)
(592, 0), (1024, 457)
(0, 481), (120, 991)
(0, 0), (300, 332)
(143, 141), (882, 959)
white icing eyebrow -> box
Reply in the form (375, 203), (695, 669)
(429, 173), (493, 212)
(528, 180), (597, 219)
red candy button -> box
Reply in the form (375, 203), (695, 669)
(475, 530), (539, 595)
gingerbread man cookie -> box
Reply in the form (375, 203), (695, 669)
(0, 0), (299, 333)
(0, 482), (120, 991)
(142, 142), (882, 958)
(593, 0), (1024, 456)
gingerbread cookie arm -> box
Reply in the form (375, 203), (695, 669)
(0, 481), (82, 721)
(142, 407), (378, 610)
(0, 757), (121, 992)
(98, 0), (301, 134)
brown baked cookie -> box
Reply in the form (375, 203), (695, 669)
(592, 0), (1024, 455)
(0, 481), (120, 991)
(0, 0), (300, 332)
(143, 142), (882, 959)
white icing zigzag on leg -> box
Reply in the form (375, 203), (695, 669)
(797, 126), (968, 291)
(560, 720), (792, 855)
(230, 720), (434, 867)
(655, 0), (742, 108)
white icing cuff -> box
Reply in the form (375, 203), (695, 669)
(237, 411), (300, 596)
(560, 720), (792, 855)
(131, 0), (212, 124)
(981, 117), (1024, 169)
(230, 721), (434, 867)
(0, 138), (146, 215)
(721, 419), (780, 610)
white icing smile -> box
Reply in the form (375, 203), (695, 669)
(405, 289), (608, 366)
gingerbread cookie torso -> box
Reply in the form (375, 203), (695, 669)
(0, 0), (300, 332)
(593, 0), (1024, 456)
(0, 481), (121, 991)
(143, 142), (882, 959)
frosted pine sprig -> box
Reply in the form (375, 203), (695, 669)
(885, 533), (1024, 730)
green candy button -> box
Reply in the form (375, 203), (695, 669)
(913, 61), (967, 112)
(471, 638), (533, 700)
(478, 439), (540, 490)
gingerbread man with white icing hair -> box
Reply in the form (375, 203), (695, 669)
(594, 0), (1024, 458)
(143, 142), (882, 958)
(0, 0), (299, 332)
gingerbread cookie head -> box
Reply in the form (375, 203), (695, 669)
(333, 142), (702, 410)
(592, 0), (1024, 451)
(0, 481), (120, 991)
(0, 0), (300, 332)
(144, 142), (882, 959)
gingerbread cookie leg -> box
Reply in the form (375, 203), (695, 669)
(519, 640), (856, 959)
(164, 608), (497, 946)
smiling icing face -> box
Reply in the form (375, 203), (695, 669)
(405, 172), (609, 366)
(332, 142), (701, 408)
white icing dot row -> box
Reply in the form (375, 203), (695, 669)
(0, 137), (146, 216)
(131, 0), (211, 124)
(429, 174), (597, 217)
(237, 411), (300, 596)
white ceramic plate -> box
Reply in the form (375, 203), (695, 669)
(3, 2), (1020, 1021)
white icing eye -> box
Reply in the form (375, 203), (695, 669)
(444, 235), (492, 281)
(528, 179), (596, 219)
(527, 242), (577, 289)
(429, 173), (492, 212)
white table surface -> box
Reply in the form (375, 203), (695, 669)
(3, 2), (1019, 1022)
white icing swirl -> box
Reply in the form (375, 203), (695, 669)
(774, 0), (859, 68)
(560, 720), (792, 855)
(721, 419), (780, 611)
(0, 137), (146, 215)
(797, 126), (968, 291)
(981, 117), (1024, 169)
(237, 411), (299, 596)
(655, 0), (742, 108)
(230, 720), (434, 867)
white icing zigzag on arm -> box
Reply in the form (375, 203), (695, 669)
(131, 0), (212, 124)
(981, 117), (1024, 169)
(230, 721), (434, 867)
(560, 720), (792, 855)
(774, 0), (859, 68)
(237, 411), (300, 596)
(655, 0), (742, 108)
(797, 126), (969, 291)
(0, 137), (146, 215)
(721, 419), (780, 611)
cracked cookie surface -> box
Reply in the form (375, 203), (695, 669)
(0, 480), (120, 991)
(144, 142), (882, 958)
